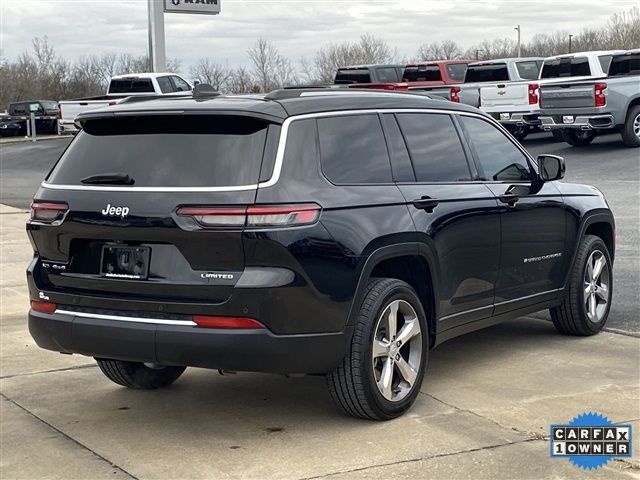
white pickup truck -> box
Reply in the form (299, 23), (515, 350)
(479, 50), (624, 140)
(58, 73), (192, 134)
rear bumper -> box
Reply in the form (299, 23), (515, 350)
(484, 110), (541, 126)
(58, 121), (79, 134)
(29, 309), (352, 374)
(539, 114), (615, 130)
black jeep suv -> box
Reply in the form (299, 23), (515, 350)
(27, 88), (615, 420)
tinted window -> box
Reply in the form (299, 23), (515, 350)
(48, 115), (269, 187)
(172, 76), (191, 91)
(465, 63), (509, 82)
(376, 67), (400, 82)
(446, 63), (468, 82)
(108, 78), (155, 93)
(334, 69), (371, 84)
(157, 76), (174, 93)
(541, 57), (591, 78)
(381, 114), (414, 182)
(598, 55), (612, 74)
(396, 113), (471, 183)
(403, 65), (441, 82)
(460, 116), (531, 182)
(516, 61), (541, 80)
(318, 115), (392, 184)
(608, 53), (640, 76)
(10, 103), (27, 115)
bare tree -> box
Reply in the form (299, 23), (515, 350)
(247, 38), (297, 92)
(227, 66), (257, 94)
(416, 40), (463, 61)
(190, 58), (230, 91)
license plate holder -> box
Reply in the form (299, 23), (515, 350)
(100, 245), (150, 279)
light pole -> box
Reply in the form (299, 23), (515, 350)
(514, 25), (521, 58)
(148, 0), (166, 72)
(568, 34), (573, 54)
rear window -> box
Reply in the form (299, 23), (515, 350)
(541, 57), (591, 78)
(47, 116), (271, 188)
(446, 63), (468, 82)
(403, 65), (441, 82)
(334, 69), (371, 84)
(108, 78), (155, 93)
(608, 53), (640, 77)
(515, 61), (541, 80)
(465, 63), (509, 83)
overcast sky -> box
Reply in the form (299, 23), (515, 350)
(1, 0), (636, 75)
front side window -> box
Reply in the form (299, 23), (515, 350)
(460, 116), (531, 182)
(396, 113), (471, 183)
(172, 76), (191, 92)
(157, 76), (174, 93)
(317, 114), (392, 184)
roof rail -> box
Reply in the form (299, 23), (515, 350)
(193, 83), (220, 99)
(119, 93), (191, 104)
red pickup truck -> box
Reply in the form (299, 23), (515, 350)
(347, 60), (471, 91)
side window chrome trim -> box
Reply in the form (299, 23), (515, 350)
(41, 108), (516, 193)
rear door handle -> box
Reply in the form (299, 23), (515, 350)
(498, 193), (519, 206)
(412, 197), (439, 212)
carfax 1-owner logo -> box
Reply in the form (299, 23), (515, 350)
(550, 412), (633, 470)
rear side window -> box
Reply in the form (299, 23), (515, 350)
(516, 61), (541, 80)
(318, 114), (392, 184)
(396, 113), (471, 183)
(403, 65), (441, 82)
(446, 64), (468, 82)
(334, 69), (371, 84)
(465, 63), (509, 83)
(47, 116), (270, 188)
(541, 57), (591, 78)
(108, 78), (155, 93)
(10, 103), (27, 115)
(608, 53), (640, 76)
(157, 76), (174, 93)
(460, 116), (531, 182)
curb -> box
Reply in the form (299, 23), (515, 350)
(0, 135), (73, 145)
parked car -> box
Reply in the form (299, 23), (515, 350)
(334, 64), (405, 84)
(478, 51), (621, 141)
(7, 100), (59, 135)
(0, 113), (23, 136)
(58, 73), (192, 134)
(28, 88), (615, 420)
(347, 60), (472, 90)
(539, 49), (640, 147)
(409, 57), (543, 107)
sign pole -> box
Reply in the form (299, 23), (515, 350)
(148, 0), (166, 72)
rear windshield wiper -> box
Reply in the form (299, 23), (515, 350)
(81, 173), (135, 185)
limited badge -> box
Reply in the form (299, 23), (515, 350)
(550, 412), (632, 470)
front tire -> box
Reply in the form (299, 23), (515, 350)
(550, 235), (613, 336)
(620, 105), (640, 148)
(96, 359), (186, 389)
(561, 129), (596, 146)
(327, 278), (428, 420)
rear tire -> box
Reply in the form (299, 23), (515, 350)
(550, 235), (612, 336)
(507, 125), (529, 141)
(561, 129), (596, 146)
(620, 105), (640, 148)
(96, 359), (186, 389)
(327, 278), (428, 420)
(551, 130), (564, 142)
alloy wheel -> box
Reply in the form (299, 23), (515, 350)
(583, 250), (610, 323)
(372, 299), (422, 402)
(633, 112), (640, 139)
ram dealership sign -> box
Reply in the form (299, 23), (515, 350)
(164, 0), (220, 15)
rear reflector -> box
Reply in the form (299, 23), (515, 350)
(31, 300), (57, 314)
(594, 83), (607, 107)
(528, 83), (539, 105)
(192, 316), (265, 329)
(177, 204), (321, 229)
(29, 202), (69, 224)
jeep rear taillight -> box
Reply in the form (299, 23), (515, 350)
(595, 83), (607, 107)
(176, 204), (321, 229)
(528, 83), (539, 105)
(29, 202), (68, 225)
(450, 86), (461, 103)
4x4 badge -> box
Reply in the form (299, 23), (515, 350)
(101, 204), (130, 218)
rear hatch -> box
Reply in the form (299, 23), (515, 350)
(539, 80), (599, 109)
(29, 114), (280, 303)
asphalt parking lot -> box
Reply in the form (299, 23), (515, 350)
(1, 133), (639, 479)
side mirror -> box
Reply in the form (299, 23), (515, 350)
(193, 79), (201, 86)
(537, 154), (565, 182)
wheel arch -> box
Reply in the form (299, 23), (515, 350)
(347, 243), (440, 347)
